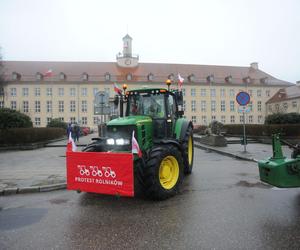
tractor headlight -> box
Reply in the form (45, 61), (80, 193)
(106, 138), (115, 145)
(116, 138), (130, 145)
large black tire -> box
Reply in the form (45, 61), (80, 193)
(143, 145), (184, 200)
(182, 125), (194, 174)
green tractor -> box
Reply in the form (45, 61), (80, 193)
(82, 85), (194, 200)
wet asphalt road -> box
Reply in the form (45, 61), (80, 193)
(1, 148), (300, 250)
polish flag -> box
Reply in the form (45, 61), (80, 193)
(132, 131), (142, 157)
(44, 69), (53, 77)
(178, 73), (184, 90)
(113, 83), (122, 95)
(67, 132), (77, 152)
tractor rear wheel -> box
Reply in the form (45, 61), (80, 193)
(182, 126), (194, 174)
(143, 145), (183, 200)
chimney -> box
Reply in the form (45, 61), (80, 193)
(250, 62), (258, 70)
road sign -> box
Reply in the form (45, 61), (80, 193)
(94, 91), (111, 115)
(236, 91), (250, 106)
(238, 105), (250, 113)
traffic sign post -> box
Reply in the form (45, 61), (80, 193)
(236, 92), (251, 152)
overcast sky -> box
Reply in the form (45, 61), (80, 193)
(0, 0), (299, 83)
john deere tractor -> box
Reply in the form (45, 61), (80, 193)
(81, 84), (194, 200)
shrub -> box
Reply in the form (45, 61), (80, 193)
(0, 108), (33, 129)
(265, 113), (300, 124)
(0, 127), (65, 145)
(47, 118), (67, 129)
(209, 120), (224, 135)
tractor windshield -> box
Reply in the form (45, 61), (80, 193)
(127, 92), (165, 118)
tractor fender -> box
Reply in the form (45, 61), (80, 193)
(175, 119), (193, 142)
(154, 139), (182, 151)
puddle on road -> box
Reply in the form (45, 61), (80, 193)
(236, 180), (271, 189)
(0, 207), (47, 231)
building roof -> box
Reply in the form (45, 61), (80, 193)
(3, 60), (293, 87)
(266, 84), (300, 104)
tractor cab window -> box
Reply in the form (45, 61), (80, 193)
(127, 92), (165, 118)
(167, 94), (176, 117)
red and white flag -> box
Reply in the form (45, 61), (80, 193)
(113, 83), (122, 95)
(132, 131), (142, 157)
(67, 132), (77, 152)
(178, 73), (184, 90)
(44, 69), (53, 77)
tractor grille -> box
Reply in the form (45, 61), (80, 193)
(106, 125), (137, 151)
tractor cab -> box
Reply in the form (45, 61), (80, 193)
(125, 88), (183, 139)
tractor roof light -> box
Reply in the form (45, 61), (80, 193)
(123, 84), (128, 91)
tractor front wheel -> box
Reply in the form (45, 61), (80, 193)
(144, 145), (183, 200)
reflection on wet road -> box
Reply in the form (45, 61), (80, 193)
(1, 148), (300, 249)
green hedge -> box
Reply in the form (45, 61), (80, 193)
(224, 124), (300, 137)
(265, 113), (300, 124)
(0, 127), (65, 145)
(0, 108), (33, 128)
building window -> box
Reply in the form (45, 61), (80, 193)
(11, 101), (17, 110)
(188, 74), (195, 82)
(248, 90), (253, 97)
(46, 87), (52, 96)
(191, 88), (196, 97)
(23, 101), (29, 113)
(81, 88), (87, 97)
(229, 89), (235, 97)
(221, 115), (226, 124)
(93, 88), (98, 96)
(22, 88), (29, 97)
(93, 117), (99, 125)
(147, 73), (154, 81)
(258, 115), (263, 124)
(70, 88), (76, 97)
(201, 101), (206, 112)
(191, 116), (197, 124)
(82, 117), (87, 125)
(266, 90), (270, 97)
(59, 117), (64, 122)
(221, 100), (226, 112)
(210, 89), (216, 97)
(59, 72), (66, 81)
(257, 101), (262, 112)
(211, 115), (216, 121)
(70, 100), (76, 112)
(70, 117), (76, 124)
(202, 116), (207, 125)
(103, 73), (110, 81)
(230, 115), (235, 124)
(200, 89), (206, 97)
(183, 100), (186, 111)
(59, 101), (64, 113)
(58, 88), (64, 96)
(191, 100), (196, 112)
(126, 73), (132, 81)
(248, 101), (253, 111)
(248, 115), (253, 123)
(240, 115), (244, 123)
(257, 89), (262, 97)
(35, 101), (41, 113)
(220, 88), (226, 97)
(104, 88), (110, 97)
(230, 101), (235, 112)
(81, 100), (87, 112)
(35, 88), (40, 97)
(35, 117), (41, 126)
(10, 88), (17, 97)
(82, 73), (89, 81)
(292, 101), (297, 108)
(46, 101), (52, 113)
(211, 101), (216, 112)
(283, 103), (288, 110)
(47, 117), (52, 125)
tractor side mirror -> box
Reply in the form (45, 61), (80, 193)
(174, 91), (183, 105)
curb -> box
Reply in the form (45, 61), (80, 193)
(0, 183), (67, 196)
(194, 143), (258, 163)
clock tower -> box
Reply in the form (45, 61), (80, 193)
(116, 34), (139, 68)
